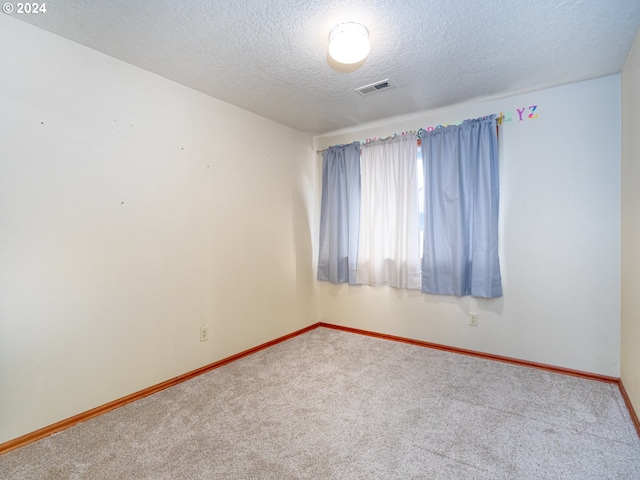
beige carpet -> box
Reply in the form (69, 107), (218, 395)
(1, 327), (639, 479)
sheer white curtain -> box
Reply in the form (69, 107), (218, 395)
(356, 134), (421, 289)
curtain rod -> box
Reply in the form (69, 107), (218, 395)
(316, 114), (498, 154)
(316, 130), (420, 154)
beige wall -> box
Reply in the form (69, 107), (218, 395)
(621, 28), (640, 416)
(316, 76), (622, 377)
(0, 16), (318, 444)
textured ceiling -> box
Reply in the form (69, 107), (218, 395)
(9, 0), (640, 135)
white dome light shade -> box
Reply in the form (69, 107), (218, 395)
(328, 23), (370, 64)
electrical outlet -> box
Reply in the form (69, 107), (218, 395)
(468, 313), (478, 326)
(200, 326), (209, 342)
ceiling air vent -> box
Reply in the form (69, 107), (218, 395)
(356, 79), (393, 96)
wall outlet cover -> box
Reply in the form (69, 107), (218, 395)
(200, 326), (209, 342)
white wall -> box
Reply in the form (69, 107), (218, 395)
(0, 16), (318, 444)
(315, 75), (621, 377)
(621, 28), (640, 415)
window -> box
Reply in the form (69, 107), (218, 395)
(318, 115), (502, 298)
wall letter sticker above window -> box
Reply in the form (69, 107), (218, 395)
(421, 105), (539, 131)
(497, 105), (539, 125)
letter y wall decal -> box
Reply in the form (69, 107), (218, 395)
(498, 105), (539, 125)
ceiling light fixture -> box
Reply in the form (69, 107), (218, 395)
(328, 22), (370, 64)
